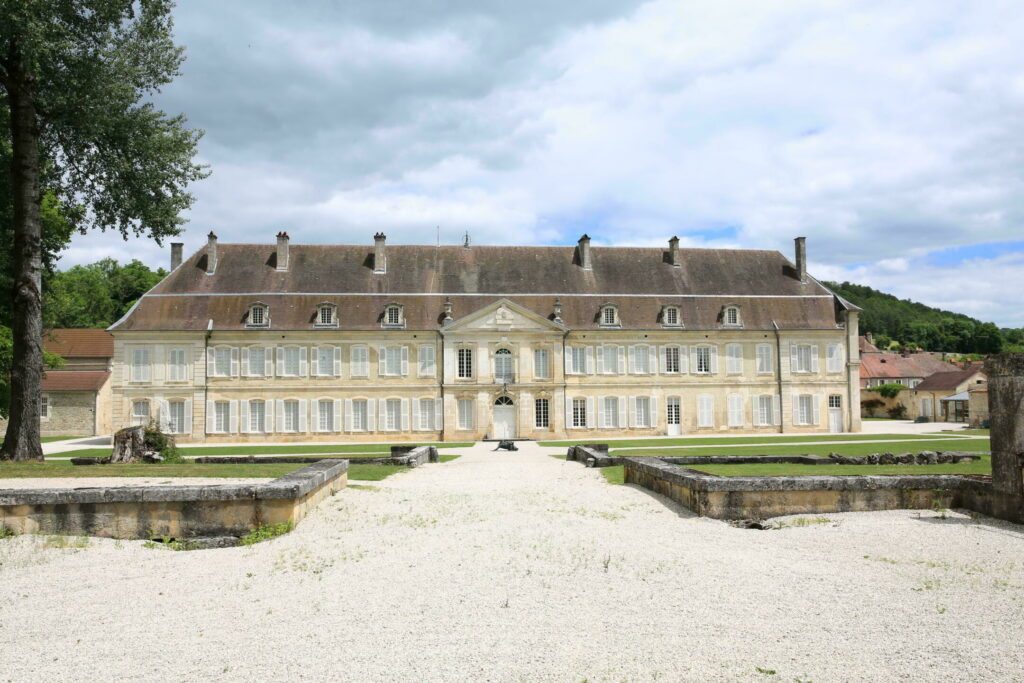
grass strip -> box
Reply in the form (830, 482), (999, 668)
(612, 438), (990, 458)
(538, 433), (976, 448)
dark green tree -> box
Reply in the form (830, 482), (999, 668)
(0, 1), (207, 460)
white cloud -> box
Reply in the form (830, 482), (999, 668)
(64, 0), (1024, 325)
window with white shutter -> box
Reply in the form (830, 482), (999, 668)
(457, 399), (474, 429)
(634, 397), (651, 428)
(697, 394), (714, 428)
(695, 346), (713, 374)
(727, 394), (743, 427)
(351, 346), (369, 377)
(726, 344), (743, 375)
(827, 343), (844, 373)
(533, 348), (550, 379)
(419, 345), (436, 376)
(130, 347), (151, 383)
(756, 344), (773, 374)
(167, 348), (187, 382)
(249, 400), (266, 433)
(571, 398), (588, 428)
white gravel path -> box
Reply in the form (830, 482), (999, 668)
(2, 441), (1022, 682)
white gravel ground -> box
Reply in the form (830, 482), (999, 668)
(2, 441), (1023, 682)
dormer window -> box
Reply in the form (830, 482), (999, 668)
(383, 304), (404, 328)
(723, 305), (741, 327)
(316, 303), (338, 328)
(662, 306), (681, 327)
(600, 304), (619, 327)
(247, 303), (269, 328)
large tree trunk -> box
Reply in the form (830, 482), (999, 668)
(1, 42), (44, 462)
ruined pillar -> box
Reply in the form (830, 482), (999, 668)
(984, 354), (1024, 499)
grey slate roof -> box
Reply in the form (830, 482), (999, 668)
(113, 242), (848, 332)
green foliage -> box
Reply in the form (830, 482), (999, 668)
(870, 383), (907, 399)
(143, 422), (181, 463)
(887, 404), (907, 419)
(0, 524), (14, 540)
(240, 521), (294, 546)
(826, 281), (1016, 353)
(44, 258), (166, 328)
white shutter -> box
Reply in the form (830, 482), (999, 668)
(264, 400), (274, 433)
(628, 396), (637, 428)
(752, 398), (761, 426)
(311, 347), (320, 376)
(709, 345), (719, 374)
(378, 346), (386, 376)
(586, 397), (596, 429)
(689, 347), (698, 374)
(400, 346), (409, 376)
(618, 395), (627, 429)
(650, 395), (658, 429)
(813, 394), (822, 425)
(773, 395), (782, 426)
(333, 399), (342, 432)
(276, 347), (284, 376)
(230, 347), (239, 377)
(229, 400), (238, 433)
(434, 398), (442, 432)
(412, 398), (421, 431)
(617, 347), (626, 375)
(521, 347), (532, 380)
(310, 399), (320, 433)
(378, 399), (387, 431)
(597, 395), (606, 428)
(479, 346), (489, 380)
(790, 343), (799, 373)
(334, 346), (342, 377)
(157, 398), (169, 431)
(792, 393), (801, 426)
(344, 399), (353, 432)
(519, 392), (531, 432)
(564, 346), (573, 374)
(206, 400), (215, 434)
(585, 346), (594, 374)
(627, 346), (636, 374)
(298, 398), (307, 432)
(565, 394), (574, 426)
(240, 347), (250, 377)
(183, 399), (192, 435)
(240, 400), (250, 434)
(596, 347), (605, 374)
(206, 348), (215, 378)
(401, 398), (410, 431)
(299, 346), (308, 376)
(367, 398), (376, 432)
(265, 347), (275, 376)
(659, 346), (668, 373)
(648, 345), (657, 375)
(276, 400), (285, 432)
(811, 345), (820, 373)
(728, 394), (743, 427)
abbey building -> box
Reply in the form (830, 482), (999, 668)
(108, 232), (861, 442)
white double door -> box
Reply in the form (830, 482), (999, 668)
(666, 397), (681, 436)
(493, 404), (516, 439)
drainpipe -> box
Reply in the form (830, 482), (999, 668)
(438, 329), (445, 442)
(204, 319), (213, 439)
(772, 320), (784, 434)
(562, 329), (571, 437)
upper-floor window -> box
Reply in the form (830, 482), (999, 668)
(631, 345), (651, 374)
(663, 306), (680, 327)
(663, 345), (681, 374)
(725, 343), (743, 375)
(826, 343), (844, 373)
(279, 346), (303, 377)
(213, 346), (232, 377)
(167, 347), (188, 382)
(351, 345), (369, 377)
(791, 344), (819, 373)
(380, 346), (406, 376)
(600, 345), (622, 374)
(756, 343), (773, 374)
(694, 345), (716, 374)
(568, 346), (589, 375)
(600, 305), (619, 327)
(316, 304), (337, 327)
(494, 348), (514, 382)
(247, 303), (269, 327)
(247, 346), (267, 377)
(723, 305), (741, 327)
(457, 347), (473, 379)
(533, 347), (550, 379)
(130, 347), (151, 383)
(384, 304), (403, 327)
(418, 345), (436, 377)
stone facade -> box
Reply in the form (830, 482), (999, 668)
(109, 235), (861, 442)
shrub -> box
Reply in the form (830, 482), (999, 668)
(887, 404), (907, 419)
(144, 422), (182, 463)
(871, 383), (907, 399)
(240, 521), (293, 546)
(861, 398), (884, 418)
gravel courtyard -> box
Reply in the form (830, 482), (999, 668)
(2, 442), (1023, 682)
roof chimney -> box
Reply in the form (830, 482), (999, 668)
(206, 232), (218, 275)
(794, 236), (807, 282)
(373, 232), (387, 274)
(170, 242), (183, 271)
(276, 231), (289, 271)
(577, 234), (592, 271)
(668, 236), (680, 267)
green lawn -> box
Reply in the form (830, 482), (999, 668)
(538, 433), (978, 449)
(49, 442), (473, 459)
(613, 438), (990, 458)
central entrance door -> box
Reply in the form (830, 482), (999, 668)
(828, 395), (843, 433)
(666, 396), (681, 436)
(493, 395), (516, 439)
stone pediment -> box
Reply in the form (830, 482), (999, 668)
(443, 298), (565, 333)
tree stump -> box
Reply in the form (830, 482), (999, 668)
(110, 425), (146, 463)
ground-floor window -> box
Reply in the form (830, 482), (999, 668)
(829, 395), (842, 409)
(168, 400), (186, 434)
(757, 395), (774, 426)
(457, 398), (474, 429)
(535, 398), (549, 428)
(667, 397), (680, 426)
(795, 394), (815, 425)
(727, 394), (743, 427)
(282, 400), (300, 432)
(385, 398), (401, 431)
(132, 399), (150, 426)
(634, 397), (651, 428)
(572, 398), (587, 428)
(214, 401), (230, 433)
(697, 395), (714, 428)
(249, 400), (266, 433)
(602, 397), (619, 428)
(419, 398), (434, 430)
(318, 400), (334, 432)
(351, 399), (368, 431)
(40, 394), (50, 419)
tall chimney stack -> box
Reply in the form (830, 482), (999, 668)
(577, 234), (592, 271)
(373, 232), (387, 274)
(206, 232), (218, 275)
(276, 231), (289, 271)
(170, 242), (183, 270)
(668, 236), (680, 267)
(794, 236), (807, 282)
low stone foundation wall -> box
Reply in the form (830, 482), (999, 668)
(621, 457), (1023, 522)
(0, 460), (348, 540)
(566, 444), (621, 468)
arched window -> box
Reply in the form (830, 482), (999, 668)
(494, 395), (514, 406)
(247, 302), (269, 327)
(600, 304), (619, 327)
(494, 348), (514, 382)
(383, 304), (404, 327)
(316, 303), (337, 327)
(723, 305), (741, 327)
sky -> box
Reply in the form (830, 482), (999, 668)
(63, 0), (1024, 327)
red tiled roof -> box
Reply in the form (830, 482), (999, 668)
(913, 369), (985, 392)
(860, 352), (959, 380)
(859, 336), (880, 353)
(41, 370), (111, 392)
(44, 329), (114, 358)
